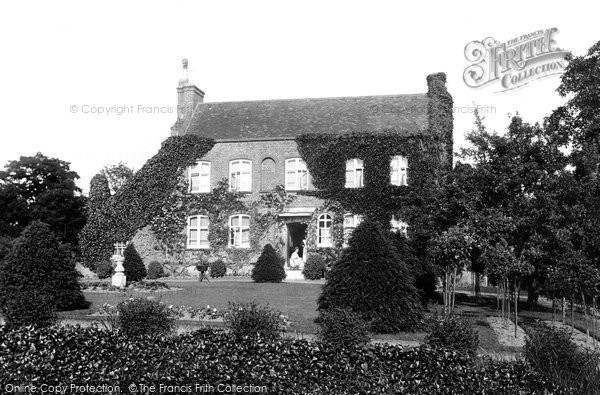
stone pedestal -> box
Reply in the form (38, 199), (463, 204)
(111, 255), (126, 288)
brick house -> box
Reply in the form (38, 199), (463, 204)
(159, 62), (452, 271)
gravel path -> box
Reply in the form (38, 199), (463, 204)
(486, 316), (526, 348)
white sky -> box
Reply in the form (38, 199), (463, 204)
(1, 0), (598, 194)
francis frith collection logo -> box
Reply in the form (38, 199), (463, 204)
(463, 28), (568, 92)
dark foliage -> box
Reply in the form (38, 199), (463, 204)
(146, 260), (165, 279)
(223, 302), (285, 340)
(318, 220), (422, 333)
(209, 259), (227, 278)
(0, 325), (557, 393)
(251, 244), (286, 283)
(116, 298), (176, 338)
(316, 307), (369, 348)
(302, 253), (327, 280)
(0, 222), (87, 325)
(0, 290), (57, 329)
(424, 314), (479, 357)
(95, 260), (114, 279)
(122, 244), (146, 283)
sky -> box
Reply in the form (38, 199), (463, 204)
(1, 0), (598, 194)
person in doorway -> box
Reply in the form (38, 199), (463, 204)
(290, 247), (302, 269)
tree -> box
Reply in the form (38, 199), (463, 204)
(100, 162), (134, 194)
(0, 221), (87, 327)
(0, 153), (86, 249)
(252, 244), (286, 283)
(123, 243), (147, 283)
(318, 220), (422, 333)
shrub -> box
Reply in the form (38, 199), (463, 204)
(146, 260), (165, 279)
(209, 259), (227, 278)
(1, 290), (57, 329)
(302, 253), (327, 280)
(251, 244), (286, 283)
(0, 221), (87, 326)
(424, 314), (479, 357)
(123, 244), (147, 283)
(116, 298), (176, 338)
(317, 307), (369, 348)
(524, 323), (600, 393)
(223, 301), (285, 340)
(96, 260), (114, 279)
(318, 220), (422, 333)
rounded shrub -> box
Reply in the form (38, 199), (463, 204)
(123, 243), (147, 283)
(317, 307), (370, 348)
(302, 253), (327, 280)
(146, 260), (165, 279)
(318, 220), (422, 333)
(96, 260), (114, 279)
(116, 298), (176, 338)
(251, 244), (286, 283)
(223, 301), (286, 340)
(209, 259), (227, 278)
(0, 221), (87, 328)
(424, 314), (479, 357)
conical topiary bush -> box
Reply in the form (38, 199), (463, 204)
(123, 243), (147, 283)
(252, 244), (286, 283)
(317, 219), (422, 333)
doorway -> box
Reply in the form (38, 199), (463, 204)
(286, 222), (307, 267)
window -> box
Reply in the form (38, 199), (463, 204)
(285, 158), (309, 190)
(261, 158), (277, 191)
(343, 214), (363, 247)
(317, 213), (333, 247)
(188, 215), (209, 249)
(113, 242), (126, 257)
(189, 161), (211, 193)
(391, 216), (409, 236)
(390, 155), (408, 186)
(345, 158), (364, 188)
(229, 214), (250, 248)
(230, 160), (252, 192)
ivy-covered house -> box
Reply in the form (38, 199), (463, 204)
(80, 62), (453, 274)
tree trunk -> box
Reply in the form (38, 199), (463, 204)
(582, 292), (589, 341)
(514, 281), (519, 338)
(474, 272), (481, 300)
(570, 296), (574, 329)
(506, 280), (511, 324)
(562, 297), (565, 325)
(451, 267), (457, 313)
(552, 298), (556, 323)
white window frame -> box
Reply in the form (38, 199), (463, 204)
(285, 158), (309, 191)
(391, 215), (409, 236)
(317, 213), (333, 247)
(345, 158), (364, 188)
(189, 161), (211, 193)
(229, 160), (252, 192)
(187, 215), (210, 249)
(390, 155), (408, 186)
(343, 214), (363, 247)
(229, 214), (250, 248)
(113, 241), (127, 257)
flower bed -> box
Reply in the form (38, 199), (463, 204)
(81, 281), (177, 292)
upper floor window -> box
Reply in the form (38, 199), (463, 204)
(229, 214), (250, 248)
(113, 241), (127, 257)
(317, 213), (333, 247)
(345, 158), (364, 188)
(391, 215), (408, 236)
(390, 155), (408, 186)
(230, 160), (252, 192)
(343, 214), (363, 247)
(188, 215), (209, 249)
(189, 161), (211, 193)
(285, 158), (309, 191)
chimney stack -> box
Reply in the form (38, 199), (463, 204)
(172, 58), (204, 135)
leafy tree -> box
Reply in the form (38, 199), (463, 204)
(0, 221), (87, 327)
(0, 153), (86, 249)
(318, 220), (422, 333)
(252, 244), (286, 283)
(123, 243), (147, 283)
(100, 162), (134, 194)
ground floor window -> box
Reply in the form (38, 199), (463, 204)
(229, 214), (250, 248)
(188, 215), (210, 248)
(343, 213), (363, 246)
(317, 213), (333, 247)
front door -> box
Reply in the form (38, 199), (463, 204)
(286, 222), (307, 267)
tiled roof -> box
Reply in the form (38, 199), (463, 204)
(183, 93), (429, 140)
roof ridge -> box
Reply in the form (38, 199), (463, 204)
(196, 92), (427, 106)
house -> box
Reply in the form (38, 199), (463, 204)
(158, 60), (453, 272)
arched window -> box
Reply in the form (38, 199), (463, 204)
(261, 157), (277, 191)
(343, 213), (363, 247)
(230, 160), (252, 192)
(390, 155), (408, 186)
(229, 214), (250, 248)
(188, 215), (209, 249)
(317, 213), (333, 247)
(285, 158), (309, 190)
(345, 158), (364, 188)
(189, 161), (211, 193)
(391, 215), (408, 236)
